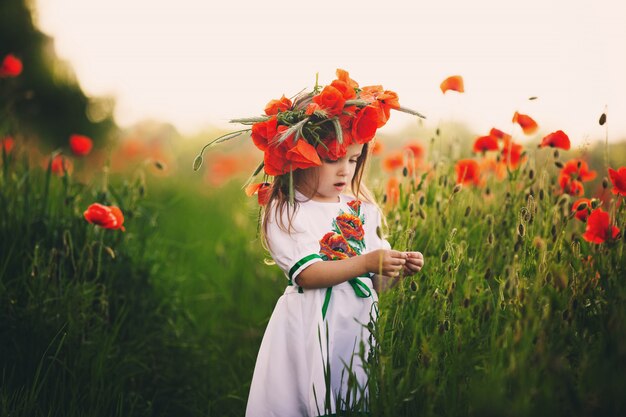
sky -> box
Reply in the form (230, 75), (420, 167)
(34, 0), (626, 145)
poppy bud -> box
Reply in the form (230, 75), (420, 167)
(453, 184), (462, 194)
(599, 113), (607, 125)
(410, 281), (418, 292)
(576, 202), (588, 211)
(488, 232), (494, 245)
(529, 169), (535, 179)
(554, 161), (563, 169)
(441, 250), (449, 263)
(436, 128), (440, 136)
(539, 189), (545, 201)
(465, 206), (471, 217)
(402, 167), (408, 177)
(602, 177), (608, 189)
(518, 223), (525, 237)
(591, 199), (600, 209)
(409, 202), (414, 212)
(463, 298), (470, 308)
(553, 149), (560, 159)
(419, 195), (425, 205)
(485, 186), (491, 196)
(193, 154), (203, 171)
(418, 207), (426, 219)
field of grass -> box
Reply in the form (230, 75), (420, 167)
(1, 133), (625, 416)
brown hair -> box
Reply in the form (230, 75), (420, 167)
(261, 142), (378, 252)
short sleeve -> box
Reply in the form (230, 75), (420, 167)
(365, 204), (391, 252)
(265, 205), (323, 283)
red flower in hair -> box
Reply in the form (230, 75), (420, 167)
(312, 85), (346, 117)
(440, 75), (464, 93)
(582, 208), (620, 244)
(571, 198), (591, 222)
(84, 203), (125, 231)
(455, 159), (481, 186)
(316, 137), (348, 161)
(245, 182), (272, 205)
(558, 159), (596, 196)
(319, 232), (357, 260)
(359, 86), (400, 127)
(251, 116), (278, 151)
(351, 105), (379, 144)
(512, 111), (538, 135)
(285, 139), (322, 169)
(2, 136), (14, 154)
(69, 134), (93, 156)
(608, 167), (626, 196)
(473, 135), (499, 153)
(0, 54), (22, 77)
(335, 68), (359, 90)
(264, 95), (292, 115)
(540, 130), (570, 150)
(330, 79), (356, 100)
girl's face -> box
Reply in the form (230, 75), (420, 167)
(300, 143), (364, 202)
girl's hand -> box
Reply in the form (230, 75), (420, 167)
(366, 249), (407, 277)
(403, 251), (424, 275)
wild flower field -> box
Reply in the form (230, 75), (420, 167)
(1, 126), (625, 417)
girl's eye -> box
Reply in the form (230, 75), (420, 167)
(349, 159), (358, 164)
(323, 158), (337, 164)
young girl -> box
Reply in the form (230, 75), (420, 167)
(194, 69), (425, 416)
(245, 139), (424, 416)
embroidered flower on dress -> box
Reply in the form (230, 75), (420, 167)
(335, 213), (364, 241)
(319, 232), (358, 260)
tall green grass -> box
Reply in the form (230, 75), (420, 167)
(366, 147), (626, 416)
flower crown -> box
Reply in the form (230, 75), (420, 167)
(194, 69), (425, 188)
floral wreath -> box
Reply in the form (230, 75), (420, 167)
(193, 69), (425, 201)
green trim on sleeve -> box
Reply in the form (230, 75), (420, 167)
(288, 253), (323, 281)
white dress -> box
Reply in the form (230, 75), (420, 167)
(246, 191), (391, 417)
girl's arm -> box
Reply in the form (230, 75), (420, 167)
(296, 249), (407, 289)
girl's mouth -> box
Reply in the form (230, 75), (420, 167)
(334, 182), (346, 190)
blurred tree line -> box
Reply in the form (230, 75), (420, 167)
(0, 0), (115, 149)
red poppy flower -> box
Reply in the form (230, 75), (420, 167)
(351, 105), (379, 144)
(319, 232), (357, 260)
(285, 139), (322, 170)
(386, 177), (400, 206)
(440, 75), (464, 93)
(330, 79), (356, 100)
(455, 159), (481, 186)
(359, 86), (399, 127)
(473, 135), (499, 153)
(251, 116), (278, 151)
(608, 167), (626, 196)
(540, 130), (570, 150)
(489, 128), (511, 142)
(50, 155), (73, 176)
(2, 136), (14, 154)
(404, 142), (424, 160)
(69, 134), (93, 156)
(316, 137), (347, 161)
(245, 182), (272, 205)
(382, 151), (404, 172)
(347, 199), (361, 214)
(558, 159), (596, 196)
(371, 140), (384, 156)
(479, 158), (506, 180)
(501, 140), (526, 169)
(0, 54), (22, 77)
(336, 213), (364, 241)
(512, 111), (538, 135)
(312, 85), (346, 117)
(305, 102), (322, 116)
(84, 203), (125, 231)
(335, 68), (359, 90)
(582, 208), (620, 244)
(264, 95), (292, 115)
(571, 198), (591, 222)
